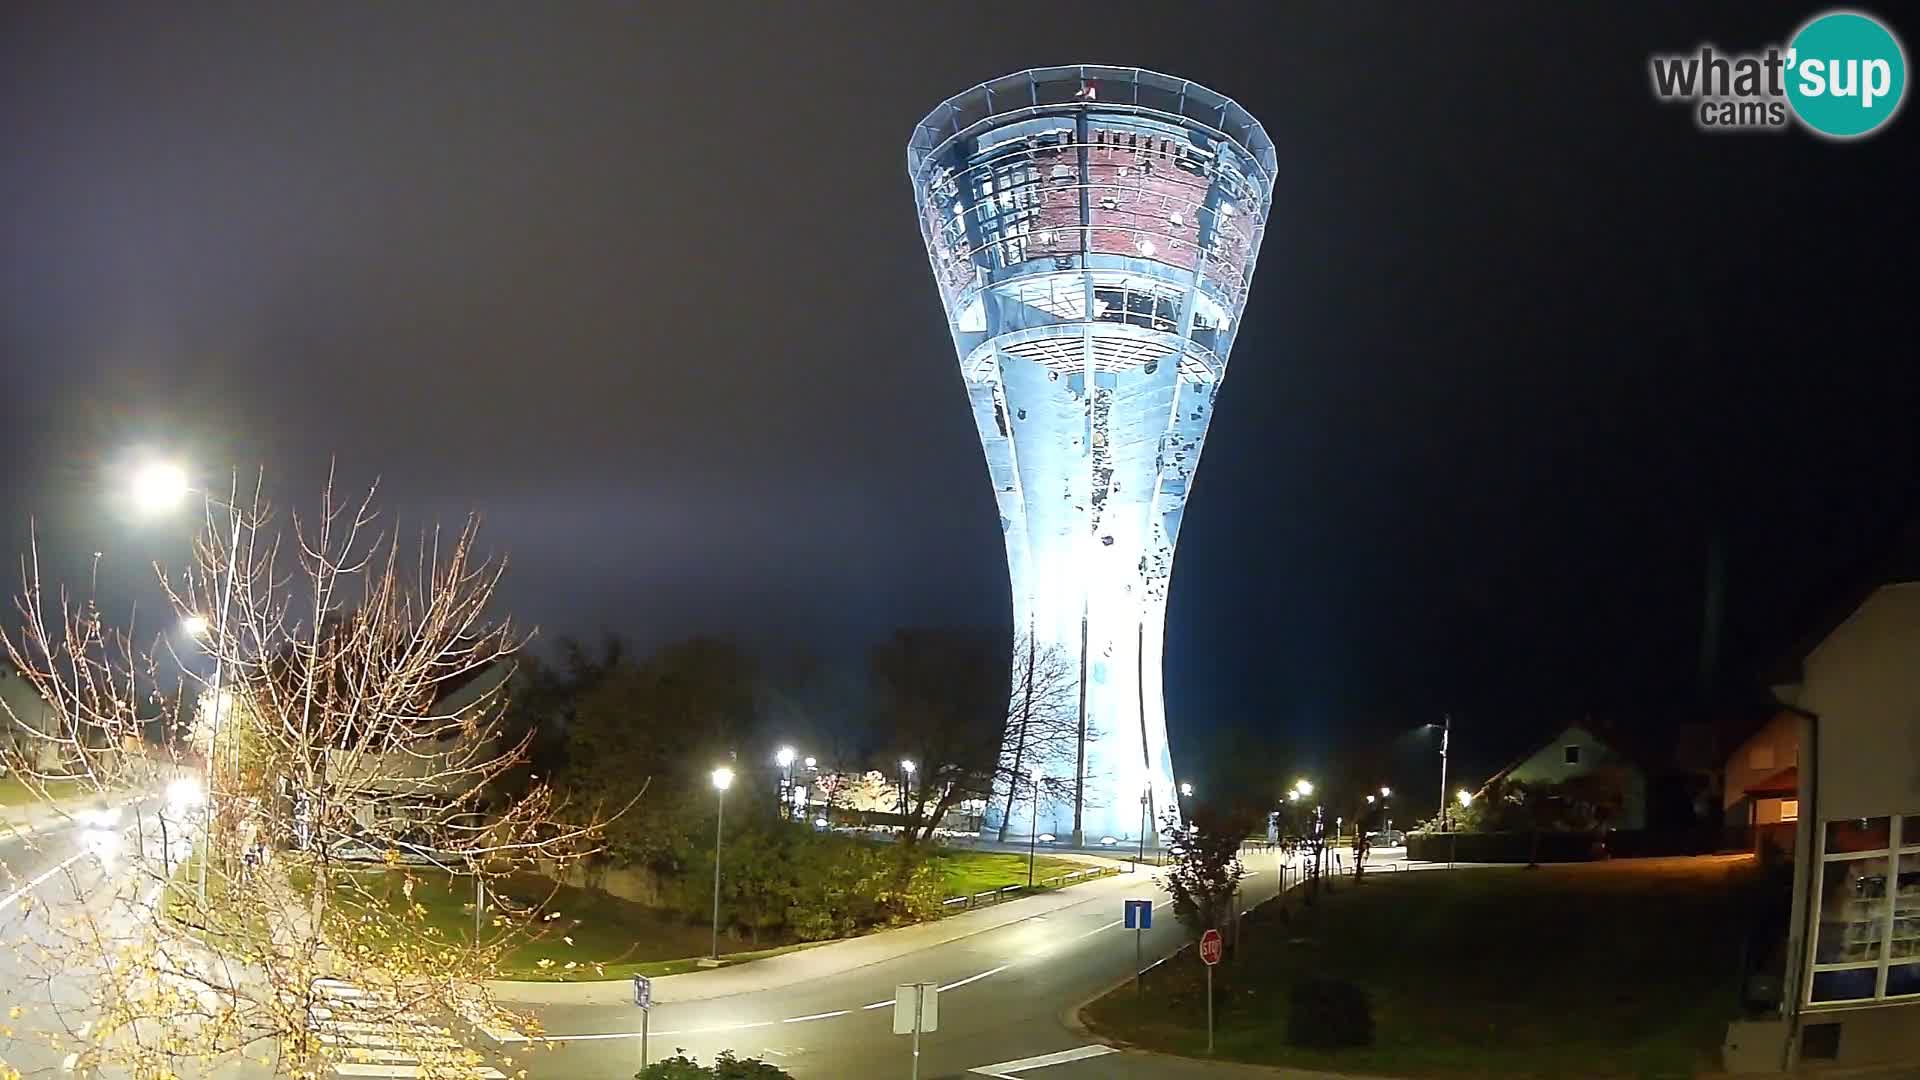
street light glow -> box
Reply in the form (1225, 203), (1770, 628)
(1457, 788), (1473, 807)
(775, 746), (795, 769)
(132, 461), (190, 515)
(1380, 786), (1392, 797)
(1366, 794), (1376, 803)
(1179, 782), (1193, 797)
(803, 756), (816, 769)
(181, 614), (209, 638)
(1293, 779), (1313, 796)
(900, 759), (916, 775)
(711, 767), (735, 792)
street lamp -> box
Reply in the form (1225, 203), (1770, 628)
(1457, 788), (1473, 809)
(1027, 767), (1043, 888)
(1179, 782), (1194, 798)
(131, 461), (190, 515)
(133, 460), (248, 906)
(1380, 787), (1393, 839)
(775, 746), (796, 822)
(899, 758), (916, 821)
(1434, 714), (1453, 831)
(709, 766), (734, 960)
(1293, 778), (1313, 797)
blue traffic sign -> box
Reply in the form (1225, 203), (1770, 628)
(1124, 898), (1152, 930)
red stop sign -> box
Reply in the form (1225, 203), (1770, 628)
(1199, 928), (1223, 966)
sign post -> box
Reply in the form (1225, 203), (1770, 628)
(1123, 899), (1152, 992)
(632, 974), (652, 1070)
(1199, 927), (1223, 1054)
(893, 982), (938, 1080)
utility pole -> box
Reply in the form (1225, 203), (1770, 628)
(1438, 713), (1452, 832)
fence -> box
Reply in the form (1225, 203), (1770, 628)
(1406, 826), (1756, 864)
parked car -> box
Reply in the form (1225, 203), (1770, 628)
(1366, 830), (1407, 848)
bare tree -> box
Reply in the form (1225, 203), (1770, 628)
(993, 633), (1078, 841)
(0, 472), (607, 1078)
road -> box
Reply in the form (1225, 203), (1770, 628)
(501, 846), (1350, 1079)
(0, 808), (152, 1077)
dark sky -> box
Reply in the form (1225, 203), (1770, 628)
(4, 3), (1916, 795)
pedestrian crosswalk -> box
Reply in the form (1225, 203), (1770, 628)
(308, 977), (505, 1079)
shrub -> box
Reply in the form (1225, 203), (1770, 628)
(1286, 977), (1373, 1049)
(638, 1050), (794, 1079)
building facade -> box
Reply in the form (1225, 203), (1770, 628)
(907, 67), (1274, 845)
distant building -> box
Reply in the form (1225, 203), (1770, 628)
(1480, 722), (1649, 830)
(1722, 709), (1803, 858)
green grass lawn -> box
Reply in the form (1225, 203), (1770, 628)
(929, 848), (1094, 898)
(1085, 856), (1768, 1078)
(0, 775), (88, 806)
(327, 869), (834, 981)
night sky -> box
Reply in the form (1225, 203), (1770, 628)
(3, 3), (1915, 798)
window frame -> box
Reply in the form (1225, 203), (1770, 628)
(1806, 814), (1920, 1006)
(1563, 744), (1581, 766)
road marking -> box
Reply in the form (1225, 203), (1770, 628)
(782, 1010), (848, 1023)
(970, 1045), (1117, 1075)
(938, 964), (1008, 992)
(0, 850), (88, 912)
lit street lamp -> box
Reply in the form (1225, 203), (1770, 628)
(1293, 778), (1313, 797)
(709, 766), (734, 960)
(1380, 787), (1393, 839)
(899, 758), (916, 822)
(1457, 788), (1473, 809)
(133, 459), (245, 905)
(775, 746), (796, 821)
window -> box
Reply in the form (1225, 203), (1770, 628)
(1749, 745), (1776, 771)
(1781, 799), (1800, 822)
(1563, 745), (1581, 766)
(1808, 815), (1920, 1004)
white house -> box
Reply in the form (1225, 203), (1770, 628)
(1481, 722), (1650, 830)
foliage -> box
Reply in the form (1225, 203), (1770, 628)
(637, 1050), (794, 1079)
(666, 821), (945, 942)
(1159, 804), (1252, 935)
(1286, 977), (1374, 1049)
(1445, 771), (1629, 836)
(0, 472), (604, 1077)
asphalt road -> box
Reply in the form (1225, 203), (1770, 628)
(0, 812), (138, 1077)
(504, 849), (1312, 1080)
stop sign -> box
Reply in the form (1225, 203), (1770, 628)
(1198, 927), (1223, 966)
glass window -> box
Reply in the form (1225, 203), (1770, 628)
(1816, 857), (1891, 964)
(1826, 817), (1892, 854)
(1780, 799), (1800, 822)
(1812, 968), (1879, 1003)
(1810, 819), (1920, 1006)
(1564, 745), (1581, 765)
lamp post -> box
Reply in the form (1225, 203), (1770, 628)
(1380, 786), (1393, 840)
(775, 746), (796, 822)
(709, 766), (733, 960)
(899, 758), (916, 829)
(1437, 713), (1452, 832)
(1027, 767), (1042, 888)
(134, 461), (245, 906)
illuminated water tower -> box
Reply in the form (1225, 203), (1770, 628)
(907, 67), (1274, 846)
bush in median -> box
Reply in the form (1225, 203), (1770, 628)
(637, 1050), (794, 1079)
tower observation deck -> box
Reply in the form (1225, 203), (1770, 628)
(908, 67), (1274, 847)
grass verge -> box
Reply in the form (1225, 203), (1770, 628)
(1084, 856), (1766, 1077)
(929, 849), (1093, 898)
(0, 775), (88, 806)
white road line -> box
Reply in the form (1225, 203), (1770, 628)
(862, 999), (892, 1010)
(938, 964), (1008, 992)
(970, 1045), (1117, 1075)
(0, 850), (89, 912)
(782, 1010), (849, 1023)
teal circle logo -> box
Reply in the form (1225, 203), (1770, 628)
(1786, 10), (1907, 138)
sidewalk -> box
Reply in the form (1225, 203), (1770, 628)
(487, 855), (1149, 1007)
